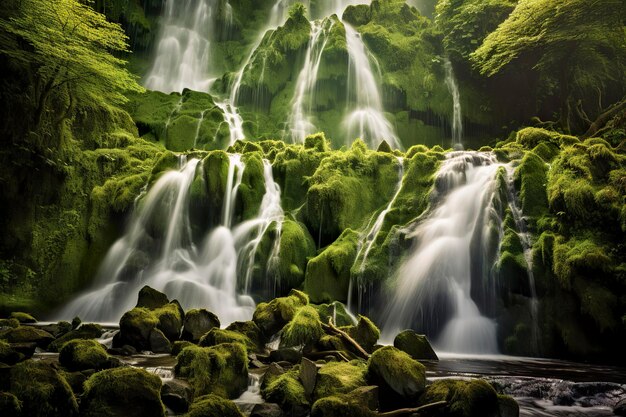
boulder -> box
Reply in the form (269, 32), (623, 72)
(312, 302), (355, 327)
(250, 403), (284, 417)
(261, 366), (309, 417)
(299, 357), (318, 398)
(615, 398), (626, 417)
(59, 339), (111, 371)
(40, 321), (72, 338)
(0, 318), (20, 329)
(0, 392), (21, 416)
(367, 346), (426, 408)
(498, 394), (520, 417)
(171, 340), (194, 356)
(345, 315), (380, 352)
(8, 360), (79, 417)
(9, 312), (37, 323)
(419, 378), (502, 417)
(117, 302), (184, 351)
(155, 301), (184, 341)
(269, 348), (302, 364)
(136, 285), (169, 309)
(184, 394), (244, 417)
(81, 367), (166, 417)
(253, 290), (309, 337)
(313, 360), (367, 400)
(393, 330), (438, 360)
(0, 340), (24, 365)
(226, 320), (265, 350)
(161, 379), (192, 413)
(280, 305), (323, 348)
(182, 309), (220, 342)
(199, 328), (256, 352)
(0, 326), (54, 349)
(71, 316), (81, 329)
(48, 323), (104, 352)
(349, 386), (379, 411)
(311, 395), (375, 417)
(149, 328), (172, 353)
(175, 343), (248, 399)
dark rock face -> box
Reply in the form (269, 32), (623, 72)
(250, 403), (284, 417)
(393, 330), (438, 360)
(0, 326), (55, 349)
(269, 348), (302, 364)
(149, 328), (172, 354)
(161, 379), (192, 413)
(299, 357), (318, 398)
(136, 285), (170, 309)
(182, 308), (220, 342)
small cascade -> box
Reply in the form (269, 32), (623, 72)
(145, 0), (232, 93)
(235, 160), (284, 295)
(285, 19), (334, 143)
(381, 151), (503, 353)
(443, 57), (463, 148)
(234, 373), (263, 413)
(348, 157), (404, 313)
(343, 24), (400, 149)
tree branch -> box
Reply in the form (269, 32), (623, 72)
(377, 401), (447, 417)
(321, 318), (370, 360)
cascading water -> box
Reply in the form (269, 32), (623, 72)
(285, 19), (334, 143)
(443, 57), (463, 148)
(343, 24), (400, 149)
(348, 157), (404, 313)
(57, 154), (284, 324)
(382, 151), (504, 353)
(145, 0), (231, 93)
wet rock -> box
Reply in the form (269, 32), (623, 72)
(108, 344), (137, 356)
(498, 394), (520, 417)
(149, 328), (172, 353)
(81, 367), (166, 417)
(8, 360), (79, 417)
(314, 360), (368, 400)
(349, 385), (379, 410)
(48, 323), (104, 352)
(156, 300), (185, 341)
(0, 326), (55, 349)
(253, 290), (309, 337)
(59, 339), (111, 371)
(161, 379), (192, 413)
(261, 366), (309, 417)
(9, 312), (37, 323)
(393, 329), (438, 360)
(182, 308), (220, 342)
(345, 315), (380, 352)
(367, 346), (425, 404)
(62, 369), (94, 396)
(40, 321), (72, 338)
(250, 403), (284, 417)
(117, 302), (184, 351)
(8, 342), (36, 359)
(199, 328), (257, 351)
(299, 357), (318, 397)
(615, 398), (626, 416)
(136, 285), (169, 309)
(171, 340), (193, 356)
(420, 378), (501, 417)
(71, 316), (81, 330)
(269, 348), (302, 364)
(226, 320), (265, 350)
(185, 394), (244, 417)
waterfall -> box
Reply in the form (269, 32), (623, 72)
(343, 24), (400, 149)
(348, 157), (404, 313)
(57, 154), (283, 324)
(381, 151), (503, 353)
(443, 57), (463, 148)
(145, 0), (231, 93)
(285, 19), (334, 143)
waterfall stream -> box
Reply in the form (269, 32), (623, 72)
(57, 155), (283, 324)
(444, 57), (463, 148)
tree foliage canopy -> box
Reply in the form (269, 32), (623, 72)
(0, 0), (143, 128)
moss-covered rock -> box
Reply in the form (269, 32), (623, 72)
(0, 326), (54, 349)
(0, 339), (23, 364)
(0, 391), (21, 416)
(184, 394), (244, 417)
(367, 346), (426, 407)
(225, 320), (265, 351)
(312, 301), (355, 327)
(345, 315), (380, 353)
(9, 312), (36, 323)
(311, 395), (375, 417)
(253, 290), (309, 337)
(48, 323), (104, 352)
(393, 329), (438, 360)
(136, 285), (169, 309)
(81, 367), (165, 417)
(59, 339), (111, 371)
(9, 360), (78, 417)
(117, 300), (184, 351)
(0, 318), (20, 329)
(281, 305), (324, 348)
(182, 309), (220, 343)
(313, 360), (368, 400)
(175, 343), (248, 399)
(261, 366), (309, 415)
(199, 328), (257, 352)
(419, 378), (501, 417)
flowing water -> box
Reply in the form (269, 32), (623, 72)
(56, 155), (283, 325)
(343, 23), (401, 149)
(381, 151), (506, 353)
(443, 57), (463, 148)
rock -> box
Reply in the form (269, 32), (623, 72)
(175, 343), (248, 399)
(253, 290), (309, 337)
(349, 386), (379, 410)
(420, 378), (501, 417)
(71, 316), (81, 330)
(0, 326), (55, 349)
(393, 330), (438, 361)
(615, 398), (626, 416)
(269, 348), (302, 364)
(280, 305), (324, 348)
(149, 328), (172, 353)
(199, 328), (256, 351)
(81, 367), (166, 417)
(59, 339), (111, 371)
(118, 307), (159, 351)
(8, 360), (79, 417)
(226, 320), (265, 350)
(0, 318), (20, 329)
(299, 357), (318, 398)
(62, 369), (94, 396)
(185, 394), (244, 417)
(182, 309), (220, 342)
(367, 346), (425, 407)
(155, 300), (185, 341)
(314, 360), (367, 400)
(161, 379), (192, 413)
(8, 342), (36, 359)
(0, 340), (24, 364)
(312, 302), (355, 327)
(40, 321), (72, 338)
(9, 312), (37, 323)
(136, 285), (170, 309)
(345, 315), (380, 352)
(108, 344), (137, 356)
(171, 340), (193, 356)
(498, 394), (520, 417)
(0, 392), (21, 416)
(48, 323), (104, 352)
(311, 395), (375, 417)
(250, 403), (284, 417)
(262, 366), (309, 417)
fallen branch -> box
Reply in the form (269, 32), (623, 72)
(322, 318), (370, 360)
(305, 350), (352, 362)
(377, 401), (447, 417)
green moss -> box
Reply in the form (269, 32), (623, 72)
(281, 305), (324, 348)
(313, 360), (368, 400)
(311, 395), (375, 417)
(0, 339), (23, 364)
(119, 307), (159, 350)
(345, 315), (380, 352)
(0, 325), (55, 348)
(553, 236), (611, 289)
(253, 290), (309, 337)
(514, 151), (549, 222)
(393, 330), (438, 360)
(9, 360), (78, 417)
(0, 318), (20, 328)
(272, 219), (317, 293)
(59, 339), (110, 371)
(261, 367), (309, 412)
(9, 311), (36, 323)
(367, 346), (425, 398)
(312, 301), (355, 327)
(175, 343), (248, 399)
(184, 394), (244, 417)
(199, 328), (257, 352)
(419, 379), (500, 417)
(515, 127), (560, 149)
(81, 367), (165, 417)
(48, 323), (104, 352)
(0, 392), (21, 416)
